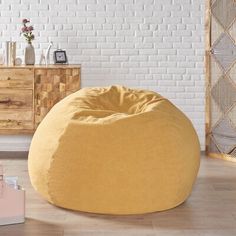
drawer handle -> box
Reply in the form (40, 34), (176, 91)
(7, 77), (11, 80)
(7, 120), (21, 125)
(0, 98), (11, 104)
(0, 120), (22, 127)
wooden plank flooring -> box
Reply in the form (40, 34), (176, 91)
(0, 152), (236, 235)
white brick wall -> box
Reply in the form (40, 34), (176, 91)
(0, 0), (205, 151)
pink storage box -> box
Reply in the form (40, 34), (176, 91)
(0, 164), (25, 226)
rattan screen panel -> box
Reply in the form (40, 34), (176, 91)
(206, 0), (236, 161)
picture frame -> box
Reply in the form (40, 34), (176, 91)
(53, 49), (68, 64)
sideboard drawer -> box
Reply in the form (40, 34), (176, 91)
(0, 110), (33, 130)
(0, 69), (33, 89)
(0, 89), (33, 109)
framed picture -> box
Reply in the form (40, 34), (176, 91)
(53, 50), (68, 64)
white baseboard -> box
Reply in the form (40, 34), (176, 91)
(0, 135), (32, 152)
(0, 143), (30, 152)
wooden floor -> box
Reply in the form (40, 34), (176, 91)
(0, 152), (236, 236)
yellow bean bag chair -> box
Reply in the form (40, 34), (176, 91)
(28, 85), (200, 215)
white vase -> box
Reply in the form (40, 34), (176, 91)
(24, 43), (35, 65)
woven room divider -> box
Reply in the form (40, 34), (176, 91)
(205, 0), (236, 161)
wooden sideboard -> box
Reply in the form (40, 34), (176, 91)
(0, 65), (81, 134)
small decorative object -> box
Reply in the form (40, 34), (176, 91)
(9, 42), (16, 66)
(45, 41), (53, 65)
(39, 49), (46, 65)
(21, 18), (35, 65)
(5, 41), (16, 66)
(0, 54), (4, 65)
(53, 49), (68, 64)
(0, 163), (25, 226)
(25, 44), (35, 65)
(5, 41), (10, 65)
(14, 57), (22, 66)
